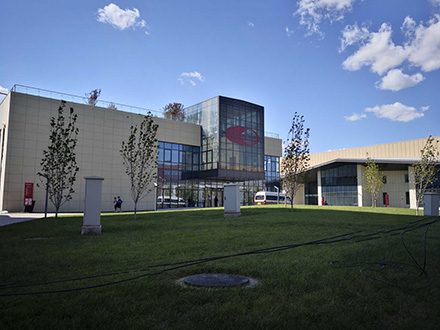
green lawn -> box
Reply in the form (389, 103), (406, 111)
(1, 205), (439, 329)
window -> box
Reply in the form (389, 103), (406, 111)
(404, 174), (409, 183)
(382, 176), (387, 184)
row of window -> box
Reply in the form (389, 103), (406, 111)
(158, 141), (279, 181)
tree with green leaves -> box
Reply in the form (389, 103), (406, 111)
(163, 102), (185, 121)
(363, 156), (384, 207)
(39, 100), (79, 221)
(282, 112), (310, 211)
(413, 135), (440, 215)
(120, 113), (159, 219)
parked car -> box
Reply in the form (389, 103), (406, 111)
(157, 196), (186, 208)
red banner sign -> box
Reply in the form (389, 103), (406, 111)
(24, 183), (34, 206)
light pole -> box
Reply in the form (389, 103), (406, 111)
(153, 183), (158, 211)
(37, 172), (49, 218)
(274, 186), (279, 204)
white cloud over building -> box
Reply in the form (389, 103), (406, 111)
(97, 3), (147, 31)
(344, 112), (367, 121)
(341, 15), (440, 87)
(365, 102), (427, 122)
(178, 71), (205, 86)
(295, 0), (360, 36)
(376, 69), (425, 91)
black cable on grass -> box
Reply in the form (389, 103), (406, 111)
(330, 217), (438, 289)
(1, 217), (439, 296)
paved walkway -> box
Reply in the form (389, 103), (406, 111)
(0, 207), (212, 227)
(0, 213), (62, 227)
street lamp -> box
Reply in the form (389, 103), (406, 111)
(37, 172), (49, 219)
(153, 182), (158, 211)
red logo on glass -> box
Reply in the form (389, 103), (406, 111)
(225, 126), (260, 146)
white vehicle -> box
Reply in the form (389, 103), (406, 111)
(157, 196), (186, 208)
(254, 191), (291, 205)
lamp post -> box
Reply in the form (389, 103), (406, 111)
(274, 186), (279, 204)
(37, 172), (49, 218)
(153, 182), (158, 211)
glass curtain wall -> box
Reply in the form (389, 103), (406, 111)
(157, 141), (200, 208)
(185, 97), (219, 172)
(264, 155), (280, 191)
(321, 164), (358, 206)
(218, 97), (264, 179)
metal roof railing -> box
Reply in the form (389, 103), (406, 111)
(11, 84), (281, 139)
(11, 84), (163, 117)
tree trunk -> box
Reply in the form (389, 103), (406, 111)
(134, 203), (137, 220)
(55, 207), (59, 225)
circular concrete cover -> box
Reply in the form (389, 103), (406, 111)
(183, 273), (250, 287)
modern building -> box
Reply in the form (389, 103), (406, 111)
(293, 137), (440, 209)
(0, 85), (282, 213)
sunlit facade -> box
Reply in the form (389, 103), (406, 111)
(294, 137), (440, 209)
(0, 87), (282, 212)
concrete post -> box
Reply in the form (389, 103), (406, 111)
(408, 166), (417, 209)
(81, 176), (104, 235)
(357, 164), (363, 207)
(317, 170), (322, 206)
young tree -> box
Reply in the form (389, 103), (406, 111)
(120, 113), (159, 219)
(282, 112), (310, 211)
(85, 88), (101, 106)
(107, 102), (118, 110)
(363, 156), (384, 207)
(163, 103), (185, 121)
(39, 100), (79, 221)
(413, 135), (440, 215)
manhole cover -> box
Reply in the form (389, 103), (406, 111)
(182, 273), (253, 288)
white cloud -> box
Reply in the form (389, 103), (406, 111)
(97, 3), (147, 31)
(376, 69), (425, 91)
(247, 21), (255, 28)
(365, 102), (426, 122)
(345, 112), (367, 121)
(285, 27), (294, 37)
(295, 0), (359, 36)
(339, 22), (370, 52)
(405, 15), (440, 72)
(430, 0), (440, 7)
(178, 71), (205, 86)
(0, 85), (8, 102)
(342, 23), (407, 75)
(342, 15), (440, 82)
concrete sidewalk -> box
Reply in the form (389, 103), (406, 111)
(0, 213), (59, 227)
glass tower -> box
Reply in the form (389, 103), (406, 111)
(185, 96), (265, 181)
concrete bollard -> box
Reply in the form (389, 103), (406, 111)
(81, 176), (104, 235)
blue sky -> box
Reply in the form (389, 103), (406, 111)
(1, 0), (439, 153)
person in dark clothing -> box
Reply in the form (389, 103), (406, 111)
(116, 196), (123, 212)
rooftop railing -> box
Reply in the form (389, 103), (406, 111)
(11, 84), (163, 118)
(11, 84), (280, 139)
